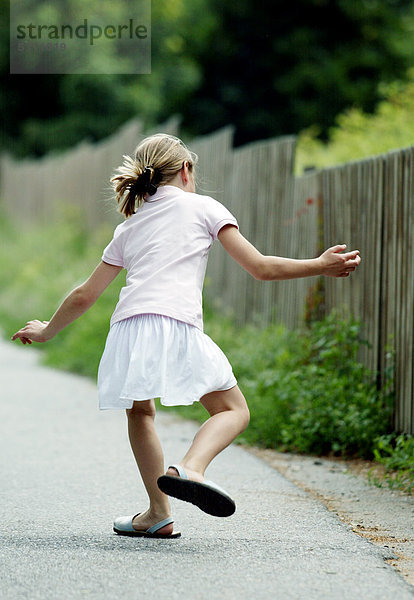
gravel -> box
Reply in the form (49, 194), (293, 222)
(250, 447), (414, 587)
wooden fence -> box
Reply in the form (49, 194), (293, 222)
(0, 116), (181, 229)
(321, 149), (414, 434)
(0, 122), (412, 434)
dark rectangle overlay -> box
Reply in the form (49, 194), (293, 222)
(10, 1), (151, 74)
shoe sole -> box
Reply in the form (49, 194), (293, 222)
(113, 527), (181, 538)
(157, 475), (236, 517)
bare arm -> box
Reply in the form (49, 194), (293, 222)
(12, 261), (123, 344)
(218, 225), (361, 281)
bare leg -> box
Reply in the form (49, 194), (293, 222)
(166, 385), (250, 481)
(126, 399), (173, 534)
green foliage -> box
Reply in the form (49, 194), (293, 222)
(180, 0), (414, 145)
(370, 433), (414, 494)
(0, 206), (123, 378)
(0, 213), (398, 469)
(3, 0), (414, 155)
(173, 310), (394, 459)
(295, 74), (414, 173)
(2, 0), (211, 157)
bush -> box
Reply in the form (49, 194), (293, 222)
(371, 433), (414, 494)
(174, 310), (394, 459)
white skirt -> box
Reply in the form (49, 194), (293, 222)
(97, 314), (237, 410)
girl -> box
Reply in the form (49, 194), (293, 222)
(12, 133), (361, 539)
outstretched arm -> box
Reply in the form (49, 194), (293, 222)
(12, 261), (123, 344)
(218, 225), (361, 280)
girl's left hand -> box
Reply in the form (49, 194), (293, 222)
(11, 320), (51, 344)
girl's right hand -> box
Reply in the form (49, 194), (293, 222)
(318, 245), (361, 278)
(11, 320), (51, 344)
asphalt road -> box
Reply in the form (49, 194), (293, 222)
(1, 339), (413, 600)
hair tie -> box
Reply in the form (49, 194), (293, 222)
(129, 166), (160, 198)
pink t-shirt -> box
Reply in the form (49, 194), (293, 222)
(102, 185), (238, 331)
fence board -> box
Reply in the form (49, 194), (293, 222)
(383, 148), (414, 432)
(284, 171), (321, 328)
(322, 156), (385, 376)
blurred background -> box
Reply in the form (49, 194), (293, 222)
(2, 0), (414, 160)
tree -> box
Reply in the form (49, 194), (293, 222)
(1, 0), (414, 156)
(1, 0), (211, 157)
(180, 0), (414, 145)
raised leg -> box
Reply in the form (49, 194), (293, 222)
(166, 385), (250, 482)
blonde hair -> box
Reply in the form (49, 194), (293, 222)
(110, 133), (198, 218)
